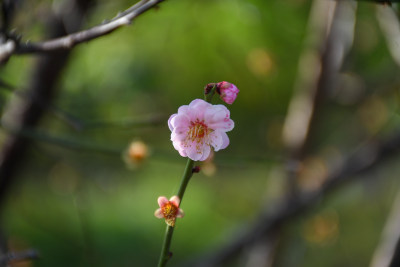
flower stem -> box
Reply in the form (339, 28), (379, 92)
(205, 84), (217, 103)
(177, 159), (195, 201)
(157, 158), (194, 267)
(157, 225), (174, 267)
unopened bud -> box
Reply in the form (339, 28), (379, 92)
(217, 81), (239, 104)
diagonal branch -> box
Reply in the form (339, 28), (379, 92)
(188, 130), (400, 267)
(370, 189), (400, 267)
(14, 0), (165, 54)
(0, 249), (39, 265)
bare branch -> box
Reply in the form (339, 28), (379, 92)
(0, 125), (122, 155)
(0, 81), (165, 131)
(0, 249), (39, 265)
(370, 190), (400, 267)
(0, 39), (14, 64)
(376, 5), (400, 67)
(0, 0), (92, 207)
(188, 130), (400, 267)
(230, 1), (358, 265)
(283, 0), (357, 158)
(14, 0), (165, 54)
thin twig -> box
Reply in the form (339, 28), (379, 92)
(0, 82), (165, 131)
(0, 125), (122, 155)
(14, 0), (165, 54)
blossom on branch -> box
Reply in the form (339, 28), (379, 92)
(154, 196), (184, 227)
(168, 99), (234, 161)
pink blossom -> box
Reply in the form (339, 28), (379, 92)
(217, 81), (239, 104)
(168, 99), (234, 161)
(154, 196), (184, 227)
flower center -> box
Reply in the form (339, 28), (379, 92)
(162, 202), (178, 218)
(161, 202), (179, 227)
(188, 120), (208, 141)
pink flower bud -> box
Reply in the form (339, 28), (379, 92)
(154, 196), (184, 227)
(217, 81), (239, 105)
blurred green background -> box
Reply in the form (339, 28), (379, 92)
(2, 0), (400, 266)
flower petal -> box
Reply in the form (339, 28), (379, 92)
(157, 196), (169, 208)
(176, 209), (185, 218)
(185, 140), (210, 161)
(204, 105), (229, 121)
(204, 105), (234, 132)
(185, 142), (203, 161)
(169, 196), (180, 207)
(220, 131), (230, 149)
(168, 114), (177, 131)
(170, 114), (190, 130)
(171, 127), (189, 142)
(187, 99), (211, 121)
(177, 104), (190, 115)
(209, 131), (223, 151)
(189, 99), (211, 110)
(198, 144), (211, 161)
(154, 208), (164, 218)
(172, 141), (186, 156)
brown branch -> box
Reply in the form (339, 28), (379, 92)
(14, 0), (165, 54)
(376, 4), (400, 66)
(370, 190), (400, 267)
(0, 249), (39, 265)
(388, 239), (400, 267)
(283, 0), (357, 158)
(230, 1), (358, 265)
(0, 0), (92, 207)
(188, 130), (400, 267)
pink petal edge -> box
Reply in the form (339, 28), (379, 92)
(176, 209), (185, 218)
(169, 196), (180, 206)
(157, 196), (169, 208)
(154, 208), (164, 218)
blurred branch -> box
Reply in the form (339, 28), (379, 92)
(0, 0), (16, 34)
(370, 189), (400, 267)
(241, 233), (280, 267)
(0, 82), (165, 131)
(283, 0), (357, 158)
(388, 239), (400, 267)
(376, 4), (400, 67)
(0, 0), (92, 206)
(1, 125), (122, 155)
(77, 114), (165, 130)
(239, 1), (357, 265)
(0, 0), (17, 64)
(188, 129), (400, 266)
(14, 0), (165, 54)
(0, 38), (14, 64)
(0, 249), (39, 265)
